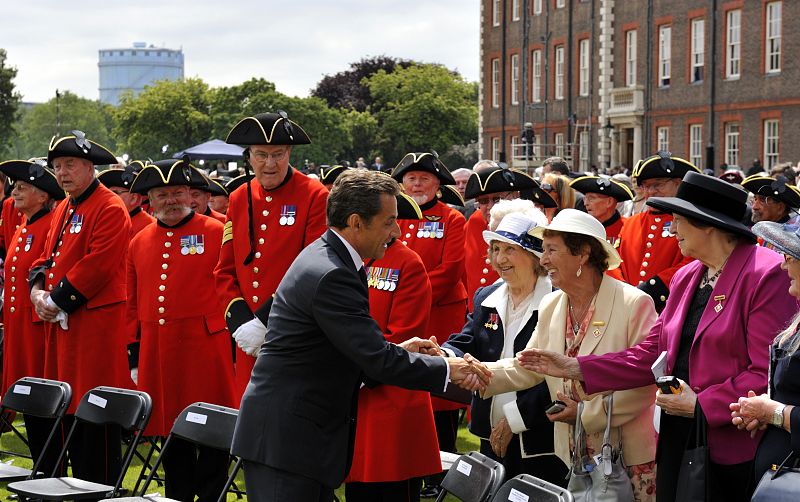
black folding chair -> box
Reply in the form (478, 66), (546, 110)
(7, 386), (152, 500)
(0, 377), (72, 482)
(490, 474), (574, 502)
(435, 451), (506, 502)
(101, 402), (242, 502)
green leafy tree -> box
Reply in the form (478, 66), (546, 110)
(13, 91), (116, 160)
(340, 109), (380, 164)
(365, 64), (478, 166)
(0, 49), (22, 157)
(208, 78), (284, 140)
(114, 78), (212, 160)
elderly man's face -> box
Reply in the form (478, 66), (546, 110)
(149, 186), (192, 224)
(453, 172), (471, 197)
(188, 188), (212, 213)
(249, 145), (291, 190)
(52, 156), (95, 196)
(402, 171), (440, 206)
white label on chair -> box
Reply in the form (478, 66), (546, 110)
(13, 385), (31, 395)
(186, 412), (208, 425)
(88, 393), (107, 408)
(455, 460), (472, 476)
(508, 488), (530, 502)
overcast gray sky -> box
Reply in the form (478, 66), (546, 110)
(2, 1), (480, 104)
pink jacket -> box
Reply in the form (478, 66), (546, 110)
(579, 243), (796, 464)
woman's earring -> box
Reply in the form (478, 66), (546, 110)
(576, 264), (582, 278)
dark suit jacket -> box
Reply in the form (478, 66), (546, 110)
(443, 283), (554, 458)
(231, 229), (448, 488)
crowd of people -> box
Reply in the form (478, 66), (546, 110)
(0, 109), (798, 502)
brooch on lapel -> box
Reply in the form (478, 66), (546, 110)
(714, 295), (725, 313)
(484, 313), (499, 331)
(591, 320), (605, 338)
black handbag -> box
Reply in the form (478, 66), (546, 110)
(751, 452), (800, 502)
(673, 404), (709, 502)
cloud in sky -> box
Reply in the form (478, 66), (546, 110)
(2, 0), (480, 103)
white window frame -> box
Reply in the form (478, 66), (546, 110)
(555, 45), (565, 100)
(491, 58), (500, 108)
(659, 25), (671, 86)
(625, 30), (637, 87)
(689, 124), (703, 167)
(726, 9), (741, 78)
(657, 127), (669, 152)
(556, 0), (565, 8)
(579, 39), (590, 96)
(533, 0), (542, 15)
(579, 130), (590, 171)
(511, 54), (520, 105)
(532, 49), (542, 103)
(512, 0), (520, 21)
(533, 134), (542, 159)
(766, 2), (782, 73)
(511, 135), (519, 159)
(492, 137), (501, 161)
(764, 119), (779, 169)
(725, 123), (740, 167)
(691, 19), (705, 82)
(555, 133), (565, 157)
(492, 0), (501, 27)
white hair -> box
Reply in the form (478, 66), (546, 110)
(488, 199), (548, 231)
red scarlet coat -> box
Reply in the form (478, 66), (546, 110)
(615, 209), (694, 310)
(2, 209), (53, 393)
(0, 197), (23, 257)
(204, 207), (227, 224)
(30, 180), (131, 413)
(464, 211), (499, 311)
(346, 240), (441, 482)
(602, 211), (626, 247)
(398, 200), (467, 411)
(127, 213), (236, 436)
(214, 169), (328, 395)
(129, 207), (154, 238)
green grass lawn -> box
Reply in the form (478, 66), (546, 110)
(0, 418), (481, 501)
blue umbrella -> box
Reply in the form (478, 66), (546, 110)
(172, 139), (244, 161)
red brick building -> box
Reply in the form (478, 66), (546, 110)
(480, 0), (799, 174)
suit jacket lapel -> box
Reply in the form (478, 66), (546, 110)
(578, 275), (617, 356)
(322, 229), (366, 294)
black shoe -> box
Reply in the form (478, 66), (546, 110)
(420, 485), (442, 499)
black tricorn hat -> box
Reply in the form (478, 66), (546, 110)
(319, 165), (351, 186)
(0, 158), (66, 200)
(570, 175), (634, 202)
(225, 111), (311, 146)
(438, 185), (465, 207)
(741, 174), (800, 208)
(634, 151), (700, 184)
(391, 152), (456, 185)
(129, 158), (209, 194)
(397, 192), (423, 220)
(647, 171), (755, 241)
(47, 130), (117, 166)
(225, 174), (255, 194)
(196, 175), (228, 196)
(98, 161), (146, 190)
(464, 164), (535, 199)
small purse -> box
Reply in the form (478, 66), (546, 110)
(751, 452), (800, 502)
(673, 404), (709, 502)
(567, 394), (634, 502)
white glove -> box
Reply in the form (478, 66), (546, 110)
(130, 368), (139, 386)
(45, 296), (68, 330)
(233, 318), (267, 357)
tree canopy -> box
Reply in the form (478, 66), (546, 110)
(0, 49), (22, 157)
(311, 55), (412, 112)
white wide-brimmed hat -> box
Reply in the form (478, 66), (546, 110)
(529, 208), (622, 270)
(483, 212), (546, 257)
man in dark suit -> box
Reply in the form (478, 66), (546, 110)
(231, 169), (490, 501)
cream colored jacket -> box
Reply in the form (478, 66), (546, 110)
(483, 274), (658, 467)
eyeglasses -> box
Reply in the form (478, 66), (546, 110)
(277, 110), (295, 141)
(753, 194), (781, 205)
(476, 192), (514, 206)
(71, 130), (92, 153)
(250, 149), (289, 164)
(640, 178), (675, 193)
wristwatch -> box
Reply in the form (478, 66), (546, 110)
(771, 403), (787, 427)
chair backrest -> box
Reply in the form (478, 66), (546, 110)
(437, 451), (506, 502)
(490, 474), (574, 502)
(1, 377), (72, 418)
(170, 402), (239, 452)
(73, 386), (152, 431)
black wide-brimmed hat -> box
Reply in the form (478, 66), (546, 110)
(319, 165), (351, 186)
(647, 171), (755, 241)
(570, 175), (634, 202)
(397, 192), (423, 220)
(225, 111), (311, 146)
(634, 151), (700, 184)
(225, 174), (255, 194)
(438, 185), (465, 207)
(391, 152), (456, 185)
(98, 161), (146, 190)
(741, 174), (800, 208)
(47, 130), (117, 166)
(129, 158), (209, 194)
(0, 158), (66, 200)
(752, 221), (800, 260)
(198, 176), (228, 196)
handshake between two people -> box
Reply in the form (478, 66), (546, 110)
(398, 336), (493, 392)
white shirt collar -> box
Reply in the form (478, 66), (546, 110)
(481, 275), (552, 315)
(330, 229), (364, 271)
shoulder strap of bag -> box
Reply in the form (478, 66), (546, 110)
(693, 403), (708, 449)
(771, 451), (799, 480)
(572, 400), (587, 473)
(601, 393), (615, 476)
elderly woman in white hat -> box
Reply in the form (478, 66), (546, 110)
(442, 200), (568, 485)
(474, 208), (659, 501)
